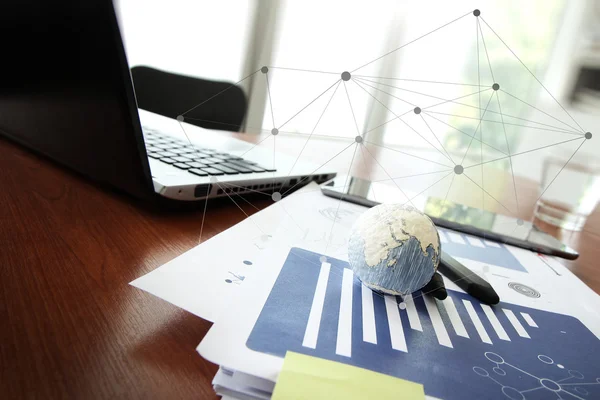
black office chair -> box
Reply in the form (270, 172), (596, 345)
(130, 66), (247, 132)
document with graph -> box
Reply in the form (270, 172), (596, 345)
(198, 244), (600, 400)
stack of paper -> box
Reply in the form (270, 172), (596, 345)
(131, 183), (600, 400)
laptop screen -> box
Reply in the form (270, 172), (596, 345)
(0, 0), (153, 200)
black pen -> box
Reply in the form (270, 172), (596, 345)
(438, 251), (500, 305)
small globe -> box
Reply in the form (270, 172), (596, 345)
(348, 204), (441, 296)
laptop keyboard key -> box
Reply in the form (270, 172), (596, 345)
(173, 156), (192, 163)
(188, 152), (210, 159)
(187, 161), (208, 169)
(147, 152), (161, 159)
(240, 160), (258, 165)
(159, 157), (177, 164)
(173, 162), (191, 170)
(157, 151), (177, 158)
(245, 164), (268, 172)
(178, 148), (200, 155)
(230, 160), (258, 167)
(212, 165), (239, 175)
(201, 167), (225, 176)
(189, 168), (209, 176)
(217, 154), (244, 161)
(202, 157), (224, 164)
(222, 163), (253, 173)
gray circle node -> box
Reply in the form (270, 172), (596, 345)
(557, 364), (564, 369)
(271, 128), (279, 135)
(585, 132), (592, 140)
(538, 355), (553, 364)
(473, 9), (481, 17)
(355, 135), (363, 143)
(454, 165), (464, 175)
(261, 66), (269, 74)
(271, 192), (282, 202)
(398, 302), (407, 310)
(501, 386), (524, 400)
(176, 115), (184, 122)
(576, 387), (589, 395)
(516, 219), (524, 226)
(473, 367), (489, 377)
(485, 352), (505, 364)
(540, 379), (561, 392)
(492, 83), (500, 91)
(597, 377), (600, 383)
(493, 367), (506, 376)
(210, 176), (218, 183)
(319, 255), (327, 263)
(569, 370), (584, 379)
(341, 71), (351, 81)
(414, 107), (422, 115)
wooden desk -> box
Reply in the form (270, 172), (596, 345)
(1, 136), (599, 399)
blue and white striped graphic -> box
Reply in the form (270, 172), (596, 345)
(439, 228), (527, 272)
(247, 248), (600, 400)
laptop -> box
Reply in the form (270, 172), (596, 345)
(0, 1), (335, 203)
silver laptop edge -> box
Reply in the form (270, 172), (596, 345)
(139, 109), (336, 201)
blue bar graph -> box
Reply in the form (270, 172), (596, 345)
(247, 248), (600, 400)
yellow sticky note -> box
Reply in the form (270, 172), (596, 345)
(272, 351), (425, 400)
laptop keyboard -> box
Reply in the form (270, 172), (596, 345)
(143, 129), (276, 176)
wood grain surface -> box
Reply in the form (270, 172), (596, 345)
(1, 136), (598, 399)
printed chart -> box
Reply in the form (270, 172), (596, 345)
(247, 248), (600, 399)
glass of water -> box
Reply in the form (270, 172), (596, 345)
(534, 152), (600, 231)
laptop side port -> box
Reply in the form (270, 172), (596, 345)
(194, 184), (212, 198)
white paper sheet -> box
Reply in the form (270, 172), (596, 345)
(130, 183), (367, 322)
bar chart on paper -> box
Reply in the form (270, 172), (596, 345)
(247, 248), (600, 400)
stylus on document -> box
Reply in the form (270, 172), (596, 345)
(438, 251), (500, 305)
